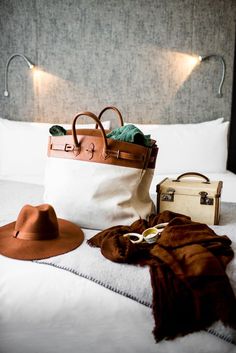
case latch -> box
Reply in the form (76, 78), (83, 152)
(199, 191), (214, 205)
(161, 188), (175, 202)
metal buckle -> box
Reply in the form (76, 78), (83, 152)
(199, 191), (214, 205)
(64, 144), (74, 152)
(161, 188), (175, 202)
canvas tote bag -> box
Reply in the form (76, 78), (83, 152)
(44, 107), (158, 230)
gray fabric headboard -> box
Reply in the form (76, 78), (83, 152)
(0, 1), (235, 125)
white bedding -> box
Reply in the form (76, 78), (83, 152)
(0, 180), (236, 353)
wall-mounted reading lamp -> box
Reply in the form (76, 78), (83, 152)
(3, 53), (34, 97)
(198, 54), (226, 98)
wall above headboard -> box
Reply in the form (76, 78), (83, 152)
(0, 0), (235, 124)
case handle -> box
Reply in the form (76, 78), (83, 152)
(96, 106), (124, 129)
(173, 172), (210, 184)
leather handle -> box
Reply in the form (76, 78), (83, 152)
(96, 106), (124, 129)
(72, 111), (108, 153)
(72, 111), (147, 164)
(173, 172), (210, 184)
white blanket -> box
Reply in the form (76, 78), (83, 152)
(0, 180), (236, 353)
(36, 203), (236, 344)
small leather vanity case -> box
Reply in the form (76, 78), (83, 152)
(156, 172), (223, 225)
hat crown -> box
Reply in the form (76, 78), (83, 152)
(14, 204), (59, 240)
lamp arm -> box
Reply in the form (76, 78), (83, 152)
(218, 56), (226, 97)
(4, 53), (34, 97)
(200, 54), (225, 97)
(4, 59), (9, 96)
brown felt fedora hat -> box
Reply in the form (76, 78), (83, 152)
(0, 204), (84, 260)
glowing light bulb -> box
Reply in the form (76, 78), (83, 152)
(32, 68), (42, 79)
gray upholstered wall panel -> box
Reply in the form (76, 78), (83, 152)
(0, 0), (235, 124)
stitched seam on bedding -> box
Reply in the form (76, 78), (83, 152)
(34, 260), (236, 346)
(206, 328), (236, 345)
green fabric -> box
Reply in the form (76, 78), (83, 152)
(106, 124), (152, 147)
(49, 125), (67, 136)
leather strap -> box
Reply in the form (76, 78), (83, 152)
(49, 134), (157, 169)
(96, 106), (124, 129)
(50, 144), (145, 162)
(50, 143), (75, 152)
(173, 172), (210, 184)
(105, 149), (144, 162)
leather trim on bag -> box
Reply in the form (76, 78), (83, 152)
(48, 111), (158, 170)
(49, 135), (158, 169)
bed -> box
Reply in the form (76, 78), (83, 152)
(0, 117), (236, 353)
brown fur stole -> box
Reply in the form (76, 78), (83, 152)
(87, 211), (236, 342)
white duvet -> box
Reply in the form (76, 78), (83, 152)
(0, 180), (236, 353)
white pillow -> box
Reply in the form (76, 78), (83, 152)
(0, 118), (110, 185)
(125, 119), (229, 174)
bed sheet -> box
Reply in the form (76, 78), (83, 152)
(0, 180), (236, 353)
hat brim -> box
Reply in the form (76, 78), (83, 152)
(0, 219), (84, 260)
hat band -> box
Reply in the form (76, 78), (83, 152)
(13, 230), (59, 241)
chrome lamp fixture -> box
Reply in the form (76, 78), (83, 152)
(4, 53), (34, 97)
(199, 54), (226, 98)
